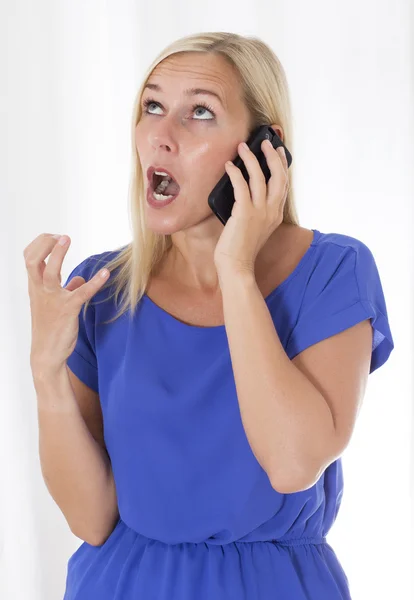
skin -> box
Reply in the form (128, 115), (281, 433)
(135, 51), (286, 297)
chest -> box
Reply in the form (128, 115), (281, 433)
(144, 227), (313, 328)
(145, 279), (226, 327)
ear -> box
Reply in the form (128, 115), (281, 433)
(270, 124), (284, 142)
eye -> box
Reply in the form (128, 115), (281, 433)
(142, 97), (216, 121)
(190, 102), (216, 120)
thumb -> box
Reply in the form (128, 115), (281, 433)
(64, 275), (85, 292)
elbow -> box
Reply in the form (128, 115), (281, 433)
(271, 477), (314, 495)
(269, 438), (343, 494)
(270, 472), (317, 495)
(87, 537), (106, 548)
(87, 528), (111, 547)
(70, 512), (120, 547)
(269, 463), (323, 495)
(70, 524), (105, 547)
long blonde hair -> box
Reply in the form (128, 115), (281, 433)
(84, 31), (300, 325)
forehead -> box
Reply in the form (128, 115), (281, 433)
(145, 52), (243, 110)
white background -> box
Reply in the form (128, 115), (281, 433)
(1, 1), (413, 598)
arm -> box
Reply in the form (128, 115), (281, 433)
(220, 271), (372, 494)
(33, 365), (119, 545)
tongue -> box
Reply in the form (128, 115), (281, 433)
(163, 179), (180, 196)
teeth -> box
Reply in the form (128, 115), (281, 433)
(155, 178), (169, 193)
(152, 191), (174, 201)
(154, 170), (173, 184)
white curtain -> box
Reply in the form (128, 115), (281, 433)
(2, 1), (413, 598)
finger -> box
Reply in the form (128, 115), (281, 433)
(63, 275), (85, 292)
(238, 142), (267, 207)
(264, 143), (289, 205)
(276, 145), (288, 176)
(71, 268), (110, 307)
(24, 233), (65, 287)
(22, 232), (59, 257)
(224, 161), (252, 210)
(43, 235), (71, 290)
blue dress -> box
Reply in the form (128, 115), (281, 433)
(62, 228), (394, 599)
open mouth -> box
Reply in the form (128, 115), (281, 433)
(151, 172), (180, 197)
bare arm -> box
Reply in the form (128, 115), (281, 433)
(219, 270), (372, 494)
(33, 364), (119, 546)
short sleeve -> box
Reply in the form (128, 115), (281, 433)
(63, 256), (99, 393)
(286, 241), (394, 374)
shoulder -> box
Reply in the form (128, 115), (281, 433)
(63, 248), (126, 315)
(275, 224), (376, 279)
(65, 248), (124, 282)
(293, 227), (391, 335)
(285, 228), (394, 372)
(276, 224), (374, 261)
(311, 229), (382, 294)
(277, 226), (388, 319)
(314, 229), (375, 258)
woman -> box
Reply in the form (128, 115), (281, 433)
(26, 31), (394, 599)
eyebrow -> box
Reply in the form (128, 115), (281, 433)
(143, 83), (225, 109)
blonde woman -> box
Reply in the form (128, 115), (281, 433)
(26, 31), (394, 599)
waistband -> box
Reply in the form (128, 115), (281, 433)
(118, 519), (327, 547)
(267, 536), (327, 546)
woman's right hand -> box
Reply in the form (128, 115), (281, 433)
(24, 233), (110, 376)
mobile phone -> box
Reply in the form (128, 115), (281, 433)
(208, 125), (292, 225)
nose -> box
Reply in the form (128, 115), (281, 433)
(148, 119), (179, 153)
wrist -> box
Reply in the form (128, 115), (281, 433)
(217, 265), (256, 289)
(32, 365), (78, 413)
(31, 360), (68, 388)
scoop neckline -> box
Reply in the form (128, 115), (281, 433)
(142, 228), (321, 331)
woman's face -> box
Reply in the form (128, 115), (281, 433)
(135, 52), (252, 234)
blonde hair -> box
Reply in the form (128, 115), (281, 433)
(84, 31), (300, 325)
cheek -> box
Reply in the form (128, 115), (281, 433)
(185, 142), (232, 185)
(134, 123), (147, 151)
(185, 141), (212, 167)
(134, 129), (142, 151)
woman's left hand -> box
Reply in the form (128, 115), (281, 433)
(213, 139), (289, 276)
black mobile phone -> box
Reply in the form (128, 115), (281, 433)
(208, 125), (292, 225)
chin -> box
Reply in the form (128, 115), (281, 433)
(144, 211), (187, 235)
(145, 221), (180, 236)
(145, 205), (213, 235)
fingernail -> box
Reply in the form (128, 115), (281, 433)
(278, 146), (286, 157)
